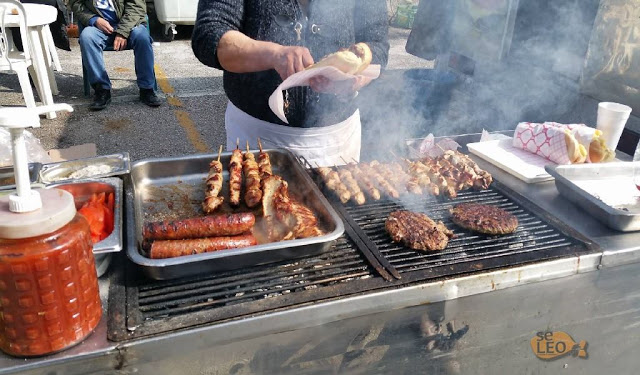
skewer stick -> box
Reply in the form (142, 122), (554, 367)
(217, 145), (223, 162)
(236, 138), (239, 150)
(257, 138), (264, 153)
(246, 140), (250, 152)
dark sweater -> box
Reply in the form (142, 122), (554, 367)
(192, 0), (389, 128)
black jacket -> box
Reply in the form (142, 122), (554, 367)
(192, 0), (389, 128)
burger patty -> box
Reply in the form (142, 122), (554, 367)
(385, 210), (454, 251)
(450, 203), (518, 235)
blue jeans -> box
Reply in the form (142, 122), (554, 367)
(79, 24), (155, 90)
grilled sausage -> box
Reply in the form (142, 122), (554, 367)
(143, 213), (255, 241)
(149, 234), (258, 259)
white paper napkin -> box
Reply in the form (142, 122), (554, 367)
(268, 65), (381, 124)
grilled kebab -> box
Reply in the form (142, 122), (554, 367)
(229, 140), (243, 206)
(243, 142), (263, 208)
(203, 145), (224, 213)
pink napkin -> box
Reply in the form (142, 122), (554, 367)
(513, 122), (572, 164)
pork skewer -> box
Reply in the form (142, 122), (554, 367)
(257, 138), (273, 181)
(341, 157), (381, 201)
(335, 163), (366, 205)
(243, 141), (263, 208)
(229, 138), (243, 206)
(203, 145), (225, 213)
(315, 163), (351, 204)
(421, 158), (457, 198)
(400, 158), (441, 196)
(388, 161), (423, 195)
(442, 150), (493, 190)
(369, 160), (415, 196)
(357, 160), (399, 199)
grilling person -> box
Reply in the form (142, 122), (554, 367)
(192, 0), (389, 166)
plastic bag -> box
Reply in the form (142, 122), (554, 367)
(0, 128), (52, 167)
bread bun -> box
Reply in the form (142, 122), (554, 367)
(589, 136), (615, 163)
(564, 131), (587, 164)
(349, 43), (372, 74)
(308, 43), (372, 75)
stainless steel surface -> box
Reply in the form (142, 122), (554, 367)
(46, 178), (124, 254)
(546, 162), (640, 232)
(0, 163), (41, 191)
(122, 260), (640, 375)
(39, 153), (131, 184)
(127, 149), (345, 280)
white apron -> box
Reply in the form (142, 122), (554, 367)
(225, 101), (361, 167)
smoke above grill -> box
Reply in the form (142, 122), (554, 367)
(338, 0), (603, 160)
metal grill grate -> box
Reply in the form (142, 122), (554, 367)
(108, 161), (596, 342)
(344, 186), (583, 275)
(108, 235), (391, 341)
(136, 236), (373, 319)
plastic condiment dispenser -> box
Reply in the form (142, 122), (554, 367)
(0, 105), (102, 357)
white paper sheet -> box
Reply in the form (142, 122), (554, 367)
(467, 139), (555, 183)
(268, 65), (381, 124)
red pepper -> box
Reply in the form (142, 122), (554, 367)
(78, 192), (114, 244)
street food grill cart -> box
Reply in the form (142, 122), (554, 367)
(1, 0), (640, 374)
(1, 131), (639, 374)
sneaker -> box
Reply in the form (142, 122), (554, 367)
(140, 88), (161, 107)
(89, 87), (111, 111)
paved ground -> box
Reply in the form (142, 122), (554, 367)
(0, 27), (431, 162)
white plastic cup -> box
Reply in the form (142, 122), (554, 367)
(596, 102), (632, 151)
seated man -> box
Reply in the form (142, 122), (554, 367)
(70, 0), (161, 110)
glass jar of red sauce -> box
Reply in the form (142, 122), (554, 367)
(0, 188), (102, 357)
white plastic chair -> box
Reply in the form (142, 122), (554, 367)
(0, 1), (36, 108)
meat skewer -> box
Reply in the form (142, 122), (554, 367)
(143, 213), (256, 241)
(357, 160), (399, 199)
(149, 234), (258, 259)
(229, 138), (243, 206)
(400, 158), (440, 196)
(341, 157), (381, 201)
(243, 141), (263, 208)
(370, 160), (414, 195)
(202, 145), (225, 214)
(315, 163), (351, 204)
(421, 158), (457, 198)
(257, 138), (273, 181)
(336, 161), (366, 205)
(388, 161), (423, 195)
(442, 150), (492, 190)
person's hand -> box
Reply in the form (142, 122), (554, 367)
(271, 45), (314, 81)
(94, 18), (113, 34)
(309, 75), (373, 95)
(114, 34), (127, 51)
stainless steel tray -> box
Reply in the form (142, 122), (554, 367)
(47, 177), (123, 254)
(0, 163), (42, 191)
(39, 153), (130, 184)
(546, 162), (640, 232)
(126, 149), (345, 280)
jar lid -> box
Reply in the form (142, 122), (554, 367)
(0, 188), (76, 239)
